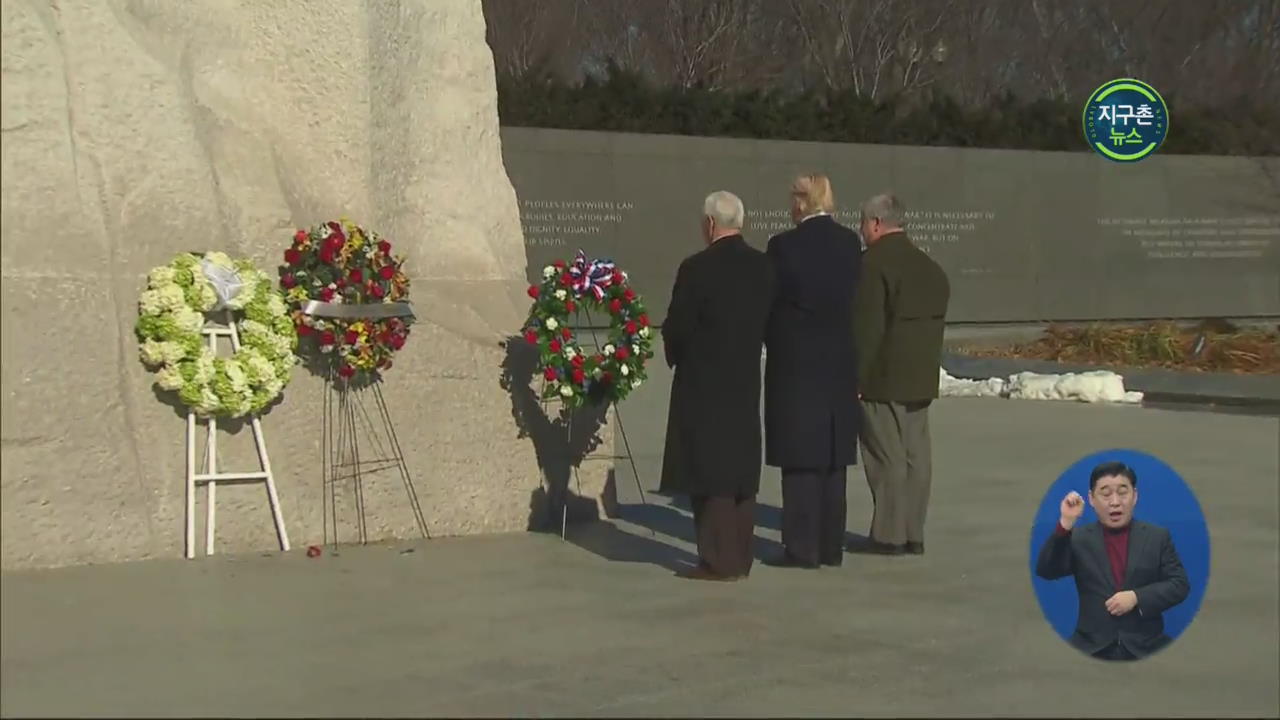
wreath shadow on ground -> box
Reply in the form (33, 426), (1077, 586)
(499, 335), (612, 532)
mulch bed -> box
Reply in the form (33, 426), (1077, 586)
(963, 321), (1280, 375)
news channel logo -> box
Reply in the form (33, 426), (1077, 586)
(1082, 78), (1169, 162)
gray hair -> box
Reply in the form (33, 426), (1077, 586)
(860, 193), (905, 228)
(703, 190), (745, 229)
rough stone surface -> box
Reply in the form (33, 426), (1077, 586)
(0, 0), (610, 570)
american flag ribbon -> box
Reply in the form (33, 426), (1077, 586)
(567, 249), (617, 301)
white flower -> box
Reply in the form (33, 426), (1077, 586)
(559, 384), (574, 397)
(158, 341), (188, 365)
(197, 283), (218, 312)
(266, 293), (287, 318)
(156, 364), (185, 391)
(195, 387), (221, 415)
(542, 265), (556, 279)
(545, 317), (559, 331)
(263, 378), (284, 397)
(245, 353), (274, 383)
(620, 364), (630, 377)
(632, 344), (641, 356)
(554, 289), (568, 301)
(194, 354), (216, 384)
(638, 327), (651, 339)
(603, 343), (616, 355)
(204, 251), (234, 269)
(148, 266), (177, 287)
(319, 224), (332, 238)
(591, 367), (603, 379)
(320, 344), (334, 354)
(157, 284), (186, 313)
(239, 319), (269, 340)
(139, 290), (164, 316)
(224, 359), (248, 391)
(139, 340), (166, 367)
(564, 347), (577, 359)
(631, 379), (642, 389)
(269, 334), (293, 357)
(173, 307), (205, 334)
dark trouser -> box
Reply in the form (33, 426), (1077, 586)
(780, 467), (847, 565)
(690, 494), (756, 577)
(1092, 641), (1138, 662)
(860, 400), (933, 546)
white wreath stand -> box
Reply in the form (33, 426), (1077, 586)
(185, 312), (291, 558)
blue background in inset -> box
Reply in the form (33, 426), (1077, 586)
(1028, 448), (1211, 643)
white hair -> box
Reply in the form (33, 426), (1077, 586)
(860, 193), (906, 227)
(703, 191), (745, 230)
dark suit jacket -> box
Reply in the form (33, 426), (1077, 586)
(660, 235), (775, 497)
(1036, 520), (1191, 659)
(853, 231), (950, 402)
(763, 215), (862, 469)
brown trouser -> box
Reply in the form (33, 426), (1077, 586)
(859, 399), (933, 546)
(690, 494), (756, 577)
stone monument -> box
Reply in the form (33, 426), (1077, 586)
(0, 0), (610, 570)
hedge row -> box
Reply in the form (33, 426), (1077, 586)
(496, 68), (1278, 156)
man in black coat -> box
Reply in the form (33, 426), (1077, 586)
(1036, 461), (1191, 661)
(662, 190), (775, 581)
(763, 174), (862, 569)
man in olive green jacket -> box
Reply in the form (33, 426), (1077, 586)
(851, 193), (951, 556)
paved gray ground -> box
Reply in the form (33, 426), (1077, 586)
(3, 397), (1279, 717)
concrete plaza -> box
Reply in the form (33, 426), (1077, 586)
(3, 396), (1278, 717)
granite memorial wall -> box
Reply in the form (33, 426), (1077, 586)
(500, 127), (1280, 323)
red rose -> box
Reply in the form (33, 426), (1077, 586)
(624, 289), (636, 302)
(559, 273), (572, 287)
(612, 270), (624, 284)
(349, 268), (363, 283)
(543, 367), (557, 381)
(571, 354), (584, 368)
(338, 364), (355, 378)
(320, 330), (336, 346)
(281, 274), (296, 288)
(335, 277), (346, 287)
(380, 331), (393, 345)
(344, 329), (360, 345)
(379, 265), (395, 280)
(615, 346), (630, 360)
(378, 240), (392, 254)
(297, 323), (312, 336)
(318, 287), (334, 302)
(553, 259), (566, 268)
(564, 300), (576, 313)
(306, 545), (322, 558)
(294, 230), (308, 244)
(527, 285), (540, 299)
(319, 247), (335, 264)
(549, 339), (561, 353)
(370, 284), (386, 299)
(639, 314), (650, 327)
(625, 321), (637, 334)
(524, 330), (538, 344)
(284, 248), (302, 265)
(571, 368), (585, 384)
(602, 371), (613, 383)
(593, 354), (604, 364)
(560, 327), (571, 339)
(609, 299), (622, 313)
(326, 235), (344, 251)
(390, 334), (405, 350)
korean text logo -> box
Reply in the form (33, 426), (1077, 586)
(1083, 78), (1169, 162)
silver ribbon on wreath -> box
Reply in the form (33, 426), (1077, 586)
(301, 300), (416, 320)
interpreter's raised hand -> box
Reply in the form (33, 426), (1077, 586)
(1105, 590), (1138, 616)
(1059, 490), (1085, 529)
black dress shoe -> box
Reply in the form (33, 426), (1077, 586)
(762, 553), (820, 569)
(905, 542), (924, 555)
(846, 538), (907, 555)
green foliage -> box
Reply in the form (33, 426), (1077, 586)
(497, 66), (1277, 156)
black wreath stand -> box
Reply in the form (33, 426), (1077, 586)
(304, 298), (429, 547)
(540, 307), (647, 540)
(320, 370), (429, 546)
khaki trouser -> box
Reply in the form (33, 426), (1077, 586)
(859, 399), (933, 546)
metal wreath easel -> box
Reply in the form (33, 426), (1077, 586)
(540, 306), (646, 540)
(303, 300), (429, 547)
